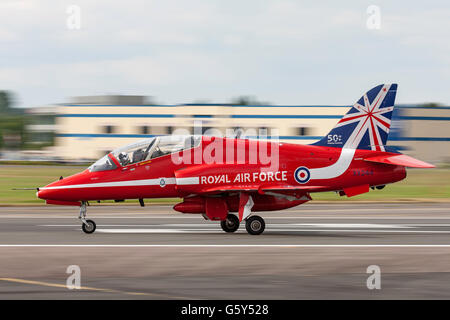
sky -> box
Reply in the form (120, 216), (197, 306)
(0, 0), (449, 108)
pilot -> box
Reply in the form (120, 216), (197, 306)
(151, 147), (164, 159)
(132, 149), (147, 163)
(118, 152), (130, 166)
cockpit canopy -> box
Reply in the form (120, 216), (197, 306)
(88, 135), (201, 172)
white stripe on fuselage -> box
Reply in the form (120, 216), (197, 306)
(173, 148), (355, 185)
(176, 177), (200, 185)
(309, 148), (355, 180)
(40, 178), (176, 190)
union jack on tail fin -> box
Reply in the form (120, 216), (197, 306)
(313, 84), (397, 151)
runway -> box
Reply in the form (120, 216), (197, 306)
(1, 202), (450, 299)
(1, 203), (450, 245)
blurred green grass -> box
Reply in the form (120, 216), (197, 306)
(0, 165), (448, 205)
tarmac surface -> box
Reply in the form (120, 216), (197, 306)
(1, 202), (450, 299)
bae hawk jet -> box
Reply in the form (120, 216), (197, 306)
(37, 84), (434, 235)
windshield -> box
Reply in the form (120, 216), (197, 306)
(148, 135), (200, 159)
(88, 155), (117, 172)
(112, 138), (156, 166)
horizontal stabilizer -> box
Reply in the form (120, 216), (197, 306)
(364, 154), (435, 168)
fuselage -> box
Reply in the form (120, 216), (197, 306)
(37, 135), (406, 207)
(34, 84), (431, 235)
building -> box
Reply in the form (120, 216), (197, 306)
(390, 105), (450, 164)
(25, 106), (57, 149)
(46, 95), (449, 164)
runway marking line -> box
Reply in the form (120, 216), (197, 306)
(93, 229), (450, 234)
(4, 216), (450, 220)
(34, 223), (450, 234)
(0, 277), (189, 299)
(2, 244), (450, 247)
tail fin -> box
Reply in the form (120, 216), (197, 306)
(313, 84), (397, 151)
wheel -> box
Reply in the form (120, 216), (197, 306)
(82, 219), (96, 234)
(221, 214), (240, 233)
(245, 215), (265, 235)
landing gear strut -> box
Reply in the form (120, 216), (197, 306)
(79, 201), (96, 234)
(245, 215), (265, 235)
(220, 214), (240, 233)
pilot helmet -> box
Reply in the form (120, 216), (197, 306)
(118, 152), (129, 164)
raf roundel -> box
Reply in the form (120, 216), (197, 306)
(294, 166), (311, 184)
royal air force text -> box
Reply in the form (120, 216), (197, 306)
(200, 171), (288, 184)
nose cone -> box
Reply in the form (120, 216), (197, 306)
(37, 170), (89, 201)
(37, 187), (61, 201)
(37, 180), (68, 201)
(37, 188), (48, 200)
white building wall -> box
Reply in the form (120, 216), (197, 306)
(51, 103), (450, 163)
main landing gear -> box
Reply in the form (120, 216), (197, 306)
(220, 214), (266, 235)
(221, 214), (240, 233)
(245, 215), (265, 235)
(79, 201), (96, 234)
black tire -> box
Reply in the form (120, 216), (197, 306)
(220, 214), (240, 233)
(82, 219), (96, 234)
(245, 215), (265, 235)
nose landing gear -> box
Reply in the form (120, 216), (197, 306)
(79, 202), (96, 234)
(82, 219), (96, 234)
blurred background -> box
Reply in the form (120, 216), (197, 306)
(0, 0), (449, 203)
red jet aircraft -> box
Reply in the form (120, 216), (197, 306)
(37, 84), (434, 235)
